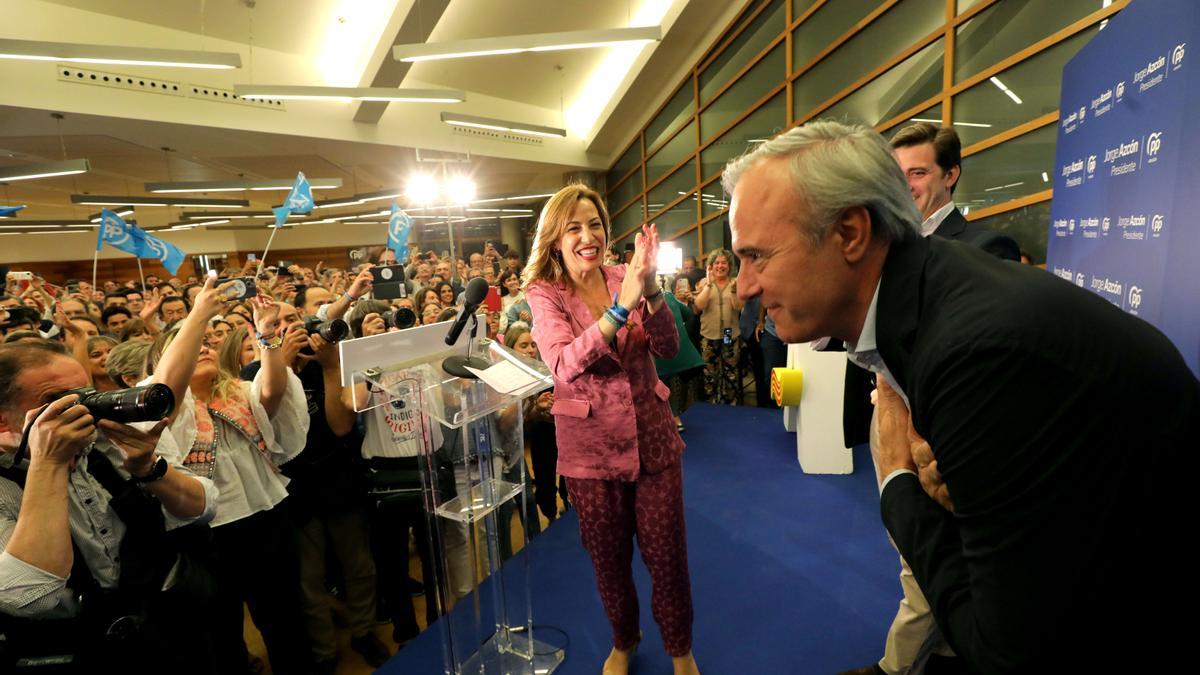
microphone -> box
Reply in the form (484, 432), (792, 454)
(444, 277), (489, 346)
(442, 277), (491, 379)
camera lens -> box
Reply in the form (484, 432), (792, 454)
(71, 383), (176, 423)
(305, 317), (349, 342)
(383, 307), (416, 330)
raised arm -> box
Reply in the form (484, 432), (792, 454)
(148, 277), (222, 419)
(322, 266), (374, 322)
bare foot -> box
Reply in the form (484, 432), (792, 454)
(672, 651), (700, 675)
(602, 644), (636, 675)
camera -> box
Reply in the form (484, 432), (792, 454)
(303, 316), (349, 342)
(380, 307), (416, 330)
(219, 276), (257, 300)
(64, 384), (176, 424)
(723, 327), (733, 346)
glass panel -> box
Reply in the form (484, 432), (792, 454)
(651, 192), (699, 241)
(701, 92), (786, 180)
(611, 198), (645, 239)
(645, 83), (695, 154)
(792, 0), (820, 21)
(957, 123), (1056, 211)
(969, 200), (1051, 264)
(793, 0), (944, 120)
(647, 159), (696, 217)
(702, 213), (731, 253)
(952, 27), (1097, 146)
(792, 0), (882, 70)
(700, 183), (731, 219)
(955, 0), (1103, 83)
(670, 230), (700, 266)
(701, 44), (786, 143)
(607, 167), (643, 215)
(812, 39), (944, 126)
(700, 0), (785, 104)
(606, 139), (640, 192)
(646, 120), (696, 185)
(957, 0), (984, 14)
(881, 102), (943, 136)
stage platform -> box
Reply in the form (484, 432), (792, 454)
(378, 402), (900, 674)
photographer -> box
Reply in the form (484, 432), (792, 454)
(145, 278), (312, 674)
(0, 340), (217, 672)
(243, 299), (390, 671)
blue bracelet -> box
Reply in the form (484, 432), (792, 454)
(609, 292), (630, 323)
(603, 309), (627, 329)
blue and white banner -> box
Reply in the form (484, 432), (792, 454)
(0, 205), (25, 217)
(272, 205), (291, 228)
(1046, 0), (1200, 377)
(283, 171), (314, 214)
(387, 201), (413, 261)
(95, 208), (186, 274)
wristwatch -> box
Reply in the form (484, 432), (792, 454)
(131, 455), (169, 484)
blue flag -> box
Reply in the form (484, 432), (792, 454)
(272, 206), (291, 228)
(283, 172), (313, 214)
(96, 208), (185, 274)
(388, 201), (413, 261)
(0, 205), (25, 218)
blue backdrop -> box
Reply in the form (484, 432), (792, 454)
(1046, 0), (1200, 377)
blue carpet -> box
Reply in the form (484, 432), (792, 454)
(378, 403), (899, 674)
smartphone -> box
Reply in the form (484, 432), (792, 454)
(484, 286), (501, 313)
(218, 277), (258, 300)
(246, 253), (257, 261)
(8, 271), (32, 281)
(371, 264), (407, 299)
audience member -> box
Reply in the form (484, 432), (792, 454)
(693, 249), (743, 404)
(101, 305), (132, 334)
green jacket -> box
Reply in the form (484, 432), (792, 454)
(654, 292), (704, 379)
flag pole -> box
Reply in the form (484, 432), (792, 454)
(260, 224), (281, 272)
(90, 250), (99, 297)
(137, 258), (146, 294)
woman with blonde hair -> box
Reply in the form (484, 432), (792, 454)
(524, 184), (700, 675)
(693, 249), (743, 404)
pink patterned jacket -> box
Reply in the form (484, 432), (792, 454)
(526, 264), (684, 481)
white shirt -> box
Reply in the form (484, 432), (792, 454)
(920, 200), (957, 238)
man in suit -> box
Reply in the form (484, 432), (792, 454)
(723, 119), (1194, 673)
(838, 123), (1023, 674)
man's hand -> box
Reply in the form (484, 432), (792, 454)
(280, 324), (312, 368)
(55, 304), (84, 338)
(873, 375), (919, 484)
(24, 395), (95, 467)
(98, 419), (169, 478)
(360, 312), (387, 337)
(140, 288), (163, 322)
(518, 310), (532, 324)
(250, 295), (281, 338)
(347, 267), (373, 300)
(911, 437), (953, 512)
(190, 276), (223, 321)
(308, 333), (339, 371)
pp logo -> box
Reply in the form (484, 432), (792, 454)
(1068, 219), (1075, 233)
(287, 192), (311, 210)
(1075, 273), (1085, 287)
(1151, 214), (1164, 233)
(1116, 81), (1125, 98)
(102, 216), (129, 246)
(1128, 285), (1143, 310)
(146, 238), (168, 259)
(1102, 217), (1111, 233)
(1173, 43), (1186, 68)
(1079, 106), (1086, 120)
(349, 249), (364, 260)
(1147, 132), (1163, 157)
(1086, 155), (1097, 174)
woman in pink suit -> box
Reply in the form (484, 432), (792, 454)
(524, 184), (700, 675)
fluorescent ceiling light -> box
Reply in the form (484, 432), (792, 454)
(0, 159), (90, 182)
(146, 178), (343, 193)
(71, 195), (249, 207)
(1042, 172), (1050, 183)
(441, 112), (566, 138)
(233, 85), (466, 102)
(181, 210), (280, 219)
(28, 229), (91, 235)
(313, 197), (366, 209)
(0, 38), (240, 69)
(393, 26), (660, 62)
(910, 117), (993, 128)
(89, 208), (133, 223)
(989, 77), (1023, 104)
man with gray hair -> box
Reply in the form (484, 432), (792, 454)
(723, 119), (1192, 673)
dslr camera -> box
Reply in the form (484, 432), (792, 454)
(303, 317), (349, 342)
(380, 307), (416, 330)
(64, 383), (176, 424)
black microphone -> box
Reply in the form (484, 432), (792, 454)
(442, 277), (491, 379)
(444, 277), (489, 346)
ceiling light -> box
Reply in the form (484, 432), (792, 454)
(89, 208), (133, 223)
(989, 77), (1023, 104)
(181, 210), (279, 219)
(313, 196), (366, 209)
(1042, 172), (1050, 183)
(393, 26), (660, 62)
(445, 176), (477, 204)
(145, 178), (343, 193)
(441, 112), (566, 138)
(71, 195), (249, 207)
(0, 38), (241, 69)
(0, 159), (90, 182)
(233, 85), (466, 102)
(407, 174), (441, 205)
(27, 229), (91, 235)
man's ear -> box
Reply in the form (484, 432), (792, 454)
(945, 165), (961, 192)
(834, 206), (874, 264)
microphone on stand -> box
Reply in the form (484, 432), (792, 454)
(442, 277), (491, 379)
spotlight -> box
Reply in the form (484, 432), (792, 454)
(407, 174), (440, 205)
(445, 175), (477, 204)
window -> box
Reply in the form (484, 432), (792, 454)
(970, 200), (1052, 263)
(700, 0), (785, 104)
(813, 39), (944, 127)
(647, 159), (697, 221)
(607, 168), (644, 215)
(792, 0), (884, 71)
(645, 84), (695, 154)
(955, 0), (1104, 83)
(653, 193), (699, 241)
(647, 120), (696, 185)
(957, 124), (1057, 210)
(610, 199), (646, 240)
(701, 92), (786, 181)
(607, 139), (641, 191)
(702, 44), (785, 143)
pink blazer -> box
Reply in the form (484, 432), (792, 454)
(526, 264), (684, 481)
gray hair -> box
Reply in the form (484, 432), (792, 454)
(722, 119), (921, 245)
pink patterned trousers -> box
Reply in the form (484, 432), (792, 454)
(566, 462), (694, 657)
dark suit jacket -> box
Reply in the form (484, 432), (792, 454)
(840, 209), (1019, 448)
(876, 234), (1196, 673)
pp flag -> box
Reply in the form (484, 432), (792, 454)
(143, 232), (186, 275)
(387, 201), (413, 262)
(283, 172), (314, 214)
(0, 205), (24, 217)
(272, 206), (291, 228)
(96, 208), (142, 256)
